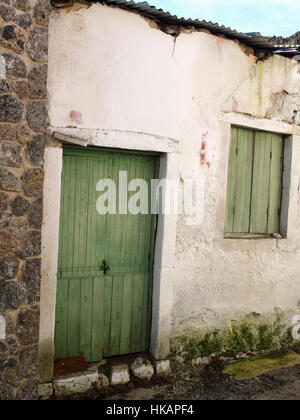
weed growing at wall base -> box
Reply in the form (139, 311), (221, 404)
(170, 315), (300, 364)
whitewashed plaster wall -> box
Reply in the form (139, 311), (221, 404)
(47, 3), (300, 340)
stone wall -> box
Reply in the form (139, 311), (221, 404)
(0, 0), (52, 400)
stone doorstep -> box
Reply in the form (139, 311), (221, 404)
(53, 365), (100, 397)
(154, 359), (171, 376)
(38, 383), (53, 400)
(110, 364), (130, 386)
(131, 360), (155, 381)
(39, 358), (171, 398)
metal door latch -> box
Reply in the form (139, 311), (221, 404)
(100, 259), (110, 275)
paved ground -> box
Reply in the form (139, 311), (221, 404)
(58, 361), (300, 400)
(159, 363), (300, 400)
(102, 363), (300, 401)
(51, 348), (300, 401)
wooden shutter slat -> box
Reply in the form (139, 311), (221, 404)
(224, 127), (238, 233)
(250, 131), (272, 234)
(267, 133), (283, 234)
(233, 128), (254, 233)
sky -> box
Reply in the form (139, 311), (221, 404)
(145, 0), (300, 37)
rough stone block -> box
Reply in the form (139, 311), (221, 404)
(0, 212), (11, 228)
(96, 373), (109, 390)
(0, 5), (16, 22)
(16, 306), (40, 345)
(0, 79), (10, 94)
(26, 26), (48, 62)
(33, 0), (52, 27)
(9, 218), (27, 239)
(2, 52), (27, 78)
(0, 167), (21, 192)
(0, 192), (8, 212)
(11, 80), (28, 99)
(21, 168), (43, 197)
(19, 258), (41, 305)
(0, 380), (15, 400)
(3, 336), (20, 355)
(13, 0), (31, 12)
(191, 357), (210, 367)
(0, 279), (21, 311)
(0, 142), (22, 167)
(28, 64), (47, 99)
(27, 135), (44, 165)
(54, 368), (98, 396)
(16, 123), (31, 144)
(0, 54), (5, 79)
(11, 195), (30, 216)
(0, 124), (17, 141)
(131, 360), (154, 381)
(0, 314), (5, 340)
(22, 230), (41, 257)
(16, 13), (32, 30)
(1, 359), (19, 387)
(18, 344), (39, 378)
(0, 94), (24, 123)
(0, 256), (19, 279)
(38, 383), (53, 400)
(0, 231), (17, 257)
(110, 364), (130, 385)
(26, 100), (47, 132)
(154, 360), (171, 376)
(16, 378), (38, 400)
(0, 24), (26, 54)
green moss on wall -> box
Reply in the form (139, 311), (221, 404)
(257, 61), (264, 111)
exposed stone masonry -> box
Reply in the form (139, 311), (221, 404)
(0, 0), (52, 400)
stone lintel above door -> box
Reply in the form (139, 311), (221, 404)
(48, 127), (180, 154)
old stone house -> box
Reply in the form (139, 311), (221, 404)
(1, 0), (300, 400)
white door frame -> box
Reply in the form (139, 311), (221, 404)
(39, 128), (180, 383)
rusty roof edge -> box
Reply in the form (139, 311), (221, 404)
(89, 0), (300, 55)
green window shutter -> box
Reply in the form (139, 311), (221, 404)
(225, 127), (254, 233)
(249, 131), (272, 233)
(250, 131), (283, 234)
(225, 127), (283, 236)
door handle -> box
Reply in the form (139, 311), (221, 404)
(100, 259), (110, 275)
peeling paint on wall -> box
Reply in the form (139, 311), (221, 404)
(216, 38), (224, 64)
(69, 110), (83, 125)
(200, 132), (211, 168)
(267, 91), (300, 125)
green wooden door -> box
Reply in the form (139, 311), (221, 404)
(55, 147), (158, 362)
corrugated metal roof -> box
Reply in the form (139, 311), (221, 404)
(96, 0), (300, 55)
